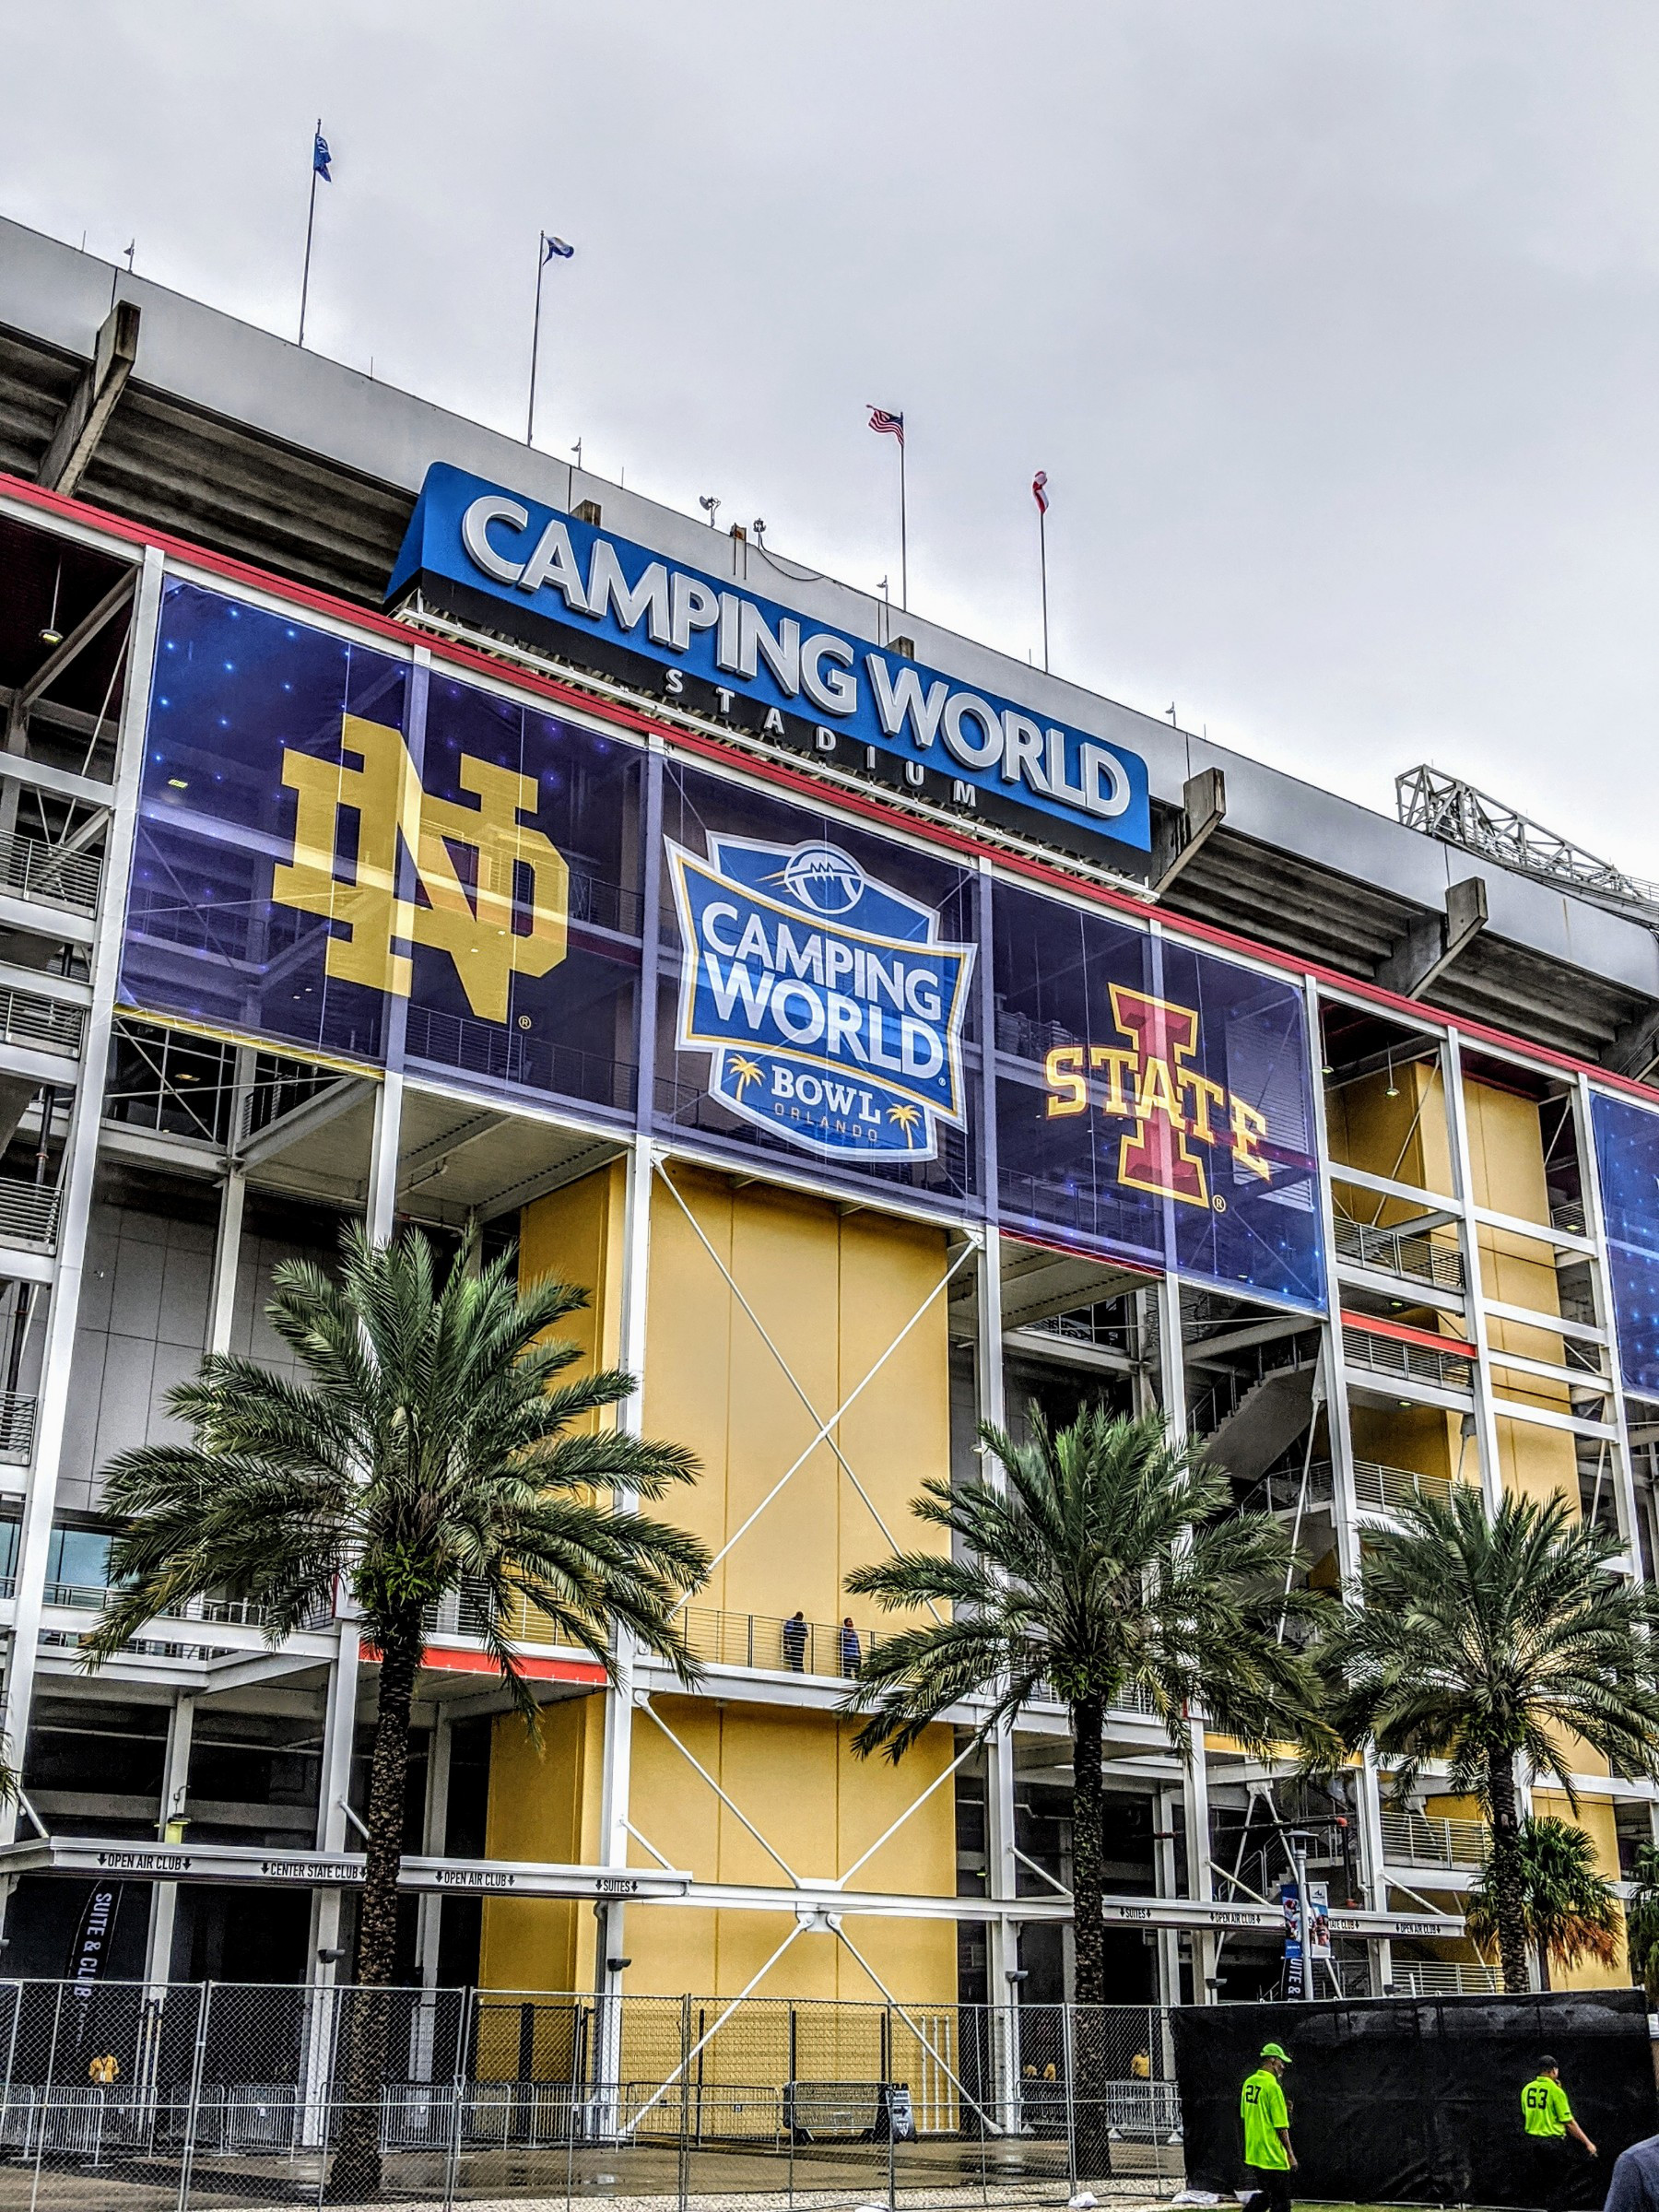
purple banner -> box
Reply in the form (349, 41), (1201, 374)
(655, 764), (981, 1207)
(992, 878), (1324, 1310)
(122, 581), (643, 1118)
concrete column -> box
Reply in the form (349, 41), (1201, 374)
(1155, 1268), (1216, 1998)
(1152, 1785), (1182, 2009)
(0, 546), (162, 1852)
(206, 1170), (244, 1357)
(365, 1070), (404, 1247)
(143, 1690), (195, 1987)
(976, 1227), (1025, 2113)
(593, 1135), (654, 2118)
(1440, 1030), (1503, 1514)
(1302, 976), (1390, 1991)
(416, 1712), (453, 1991)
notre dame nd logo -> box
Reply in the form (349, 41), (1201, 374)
(1042, 982), (1272, 1208)
(270, 716), (569, 1023)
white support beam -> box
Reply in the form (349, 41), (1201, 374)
(1441, 1030), (1503, 1514)
(594, 1132), (654, 2029)
(0, 545), (161, 1863)
(415, 1713), (453, 2003)
(235, 1074), (371, 1171)
(142, 1691), (194, 1990)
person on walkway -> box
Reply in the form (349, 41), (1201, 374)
(840, 1617), (862, 1677)
(1522, 2055), (1595, 2210)
(1241, 2041), (1296, 2212)
(782, 1611), (807, 1670)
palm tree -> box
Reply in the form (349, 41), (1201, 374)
(1317, 1485), (1659, 1994)
(1624, 1843), (1659, 2003)
(841, 1405), (1322, 2006)
(84, 1224), (710, 2196)
(1466, 1816), (1620, 1988)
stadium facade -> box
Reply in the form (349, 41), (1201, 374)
(0, 216), (1656, 2016)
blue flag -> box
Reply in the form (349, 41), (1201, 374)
(543, 234), (574, 261)
(313, 130), (333, 182)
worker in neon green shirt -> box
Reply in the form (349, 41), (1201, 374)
(1522, 2055), (1596, 2211)
(1241, 2042), (1296, 2212)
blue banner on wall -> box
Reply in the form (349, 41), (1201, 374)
(1591, 1089), (1659, 1401)
(389, 463), (1151, 852)
(121, 580), (645, 1118)
(992, 877), (1325, 1311)
(667, 832), (975, 1163)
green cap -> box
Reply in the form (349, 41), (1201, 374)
(1260, 2042), (1292, 2065)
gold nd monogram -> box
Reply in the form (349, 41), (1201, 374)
(270, 715), (570, 1023)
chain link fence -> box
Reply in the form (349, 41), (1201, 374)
(0, 1979), (1185, 2209)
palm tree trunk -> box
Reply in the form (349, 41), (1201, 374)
(359, 1627), (420, 1985)
(1486, 1747), (1531, 1994)
(1070, 1694), (1106, 2005)
(328, 1622), (420, 2201)
(1069, 1694), (1111, 2183)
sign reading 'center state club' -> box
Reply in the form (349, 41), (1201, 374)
(667, 834), (976, 1161)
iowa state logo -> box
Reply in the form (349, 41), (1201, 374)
(667, 835), (974, 1161)
(1042, 982), (1273, 1207)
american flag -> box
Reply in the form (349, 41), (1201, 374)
(1032, 469), (1050, 514)
(867, 406), (905, 446)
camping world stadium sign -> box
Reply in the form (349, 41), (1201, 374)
(388, 464), (1152, 853)
(668, 834), (974, 1161)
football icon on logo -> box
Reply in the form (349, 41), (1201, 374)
(776, 842), (865, 915)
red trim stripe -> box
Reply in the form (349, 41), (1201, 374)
(1341, 1309), (1477, 1357)
(359, 1639), (607, 1685)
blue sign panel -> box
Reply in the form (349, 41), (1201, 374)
(992, 877), (1325, 1311)
(1591, 1088), (1659, 1401)
(389, 463), (1151, 852)
(655, 764), (981, 1206)
(122, 580), (645, 1118)
(668, 833), (974, 1163)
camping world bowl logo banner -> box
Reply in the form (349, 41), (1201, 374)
(668, 835), (975, 1161)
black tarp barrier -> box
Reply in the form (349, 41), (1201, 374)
(1171, 1990), (1657, 2209)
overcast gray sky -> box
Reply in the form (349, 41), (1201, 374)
(4, 2), (1657, 865)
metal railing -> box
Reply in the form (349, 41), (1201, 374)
(1393, 1960), (1499, 1996)
(0, 1175), (60, 1252)
(38, 1583), (329, 1632)
(0, 831), (101, 915)
(1333, 1215), (1465, 1291)
(1351, 1458), (1456, 1515)
(0, 1982), (1189, 2210)
(1342, 1324), (1475, 1394)
(1380, 1809), (1489, 1867)
(0, 985), (84, 1060)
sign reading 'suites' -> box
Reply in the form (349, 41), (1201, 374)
(389, 464), (1151, 851)
(669, 835), (974, 1161)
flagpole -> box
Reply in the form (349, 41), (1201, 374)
(1039, 501), (1050, 673)
(299, 117), (322, 348)
(527, 234), (547, 446)
(899, 434), (909, 613)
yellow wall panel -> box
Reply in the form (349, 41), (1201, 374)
(624, 1698), (957, 2002)
(502, 1162), (958, 2003)
(480, 1692), (606, 1994)
(1531, 1790), (1628, 1988)
(519, 1160), (628, 1391)
(642, 1167), (951, 1631)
